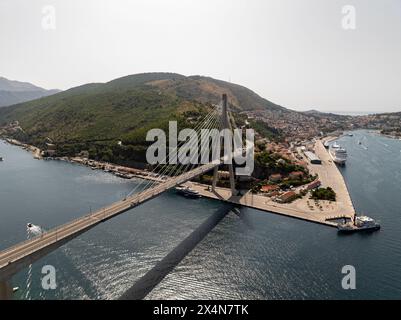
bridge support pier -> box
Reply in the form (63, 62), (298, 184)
(212, 167), (218, 191)
(228, 162), (236, 196)
(0, 280), (12, 300)
(212, 94), (237, 196)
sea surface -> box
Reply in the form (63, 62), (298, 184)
(1, 130), (400, 300)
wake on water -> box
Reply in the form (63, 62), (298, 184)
(25, 223), (44, 299)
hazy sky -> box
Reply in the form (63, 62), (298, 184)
(1, 0), (400, 112)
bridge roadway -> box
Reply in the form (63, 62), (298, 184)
(0, 161), (220, 282)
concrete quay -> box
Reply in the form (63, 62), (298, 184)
(185, 139), (355, 227)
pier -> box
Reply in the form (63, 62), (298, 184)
(185, 138), (356, 227)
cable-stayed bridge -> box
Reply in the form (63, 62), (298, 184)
(0, 94), (239, 299)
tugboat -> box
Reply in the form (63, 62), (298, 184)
(175, 185), (201, 199)
(337, 214), (380, 233)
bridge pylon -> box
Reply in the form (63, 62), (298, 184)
(212, 94), (237, 196)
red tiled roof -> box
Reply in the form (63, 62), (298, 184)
(261, 185), (279, 192)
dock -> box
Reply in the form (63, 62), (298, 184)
(185, 139), (356, 228)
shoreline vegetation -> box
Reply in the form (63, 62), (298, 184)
(2, 137), (162, 182)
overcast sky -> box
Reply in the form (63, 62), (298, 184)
(1, 0), (400, 112)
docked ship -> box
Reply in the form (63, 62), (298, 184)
(329, 142), (347, 165)
(323, 141), (329, 148)
(338, 215), (380, 233)
(175, 185), (201, 198)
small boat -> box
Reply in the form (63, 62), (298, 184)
(27, 223), (43, 236)
(332, 142), (340, 149)
(338, 215), (380, 233)
(0, 156), (3, 161)
(175, 186), (201, 198)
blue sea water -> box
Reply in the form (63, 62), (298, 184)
(1, 130), (400, 299)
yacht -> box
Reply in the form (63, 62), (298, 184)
(338, 215), (380, 233)
(175, 186), (201, 198)
(329, 143), (347, 165)
(332, 142), (340, 149)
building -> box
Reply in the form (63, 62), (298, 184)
(217, 171), (230, 180)
(304, 151), (322, 164)
(269, 173), (282, 183)
(289, 171), (304, 180)
(277, 191), (298, 203)
(276, 158), (286, 165)
(261, 184), (280, 193)
(306, 180), (321, 190)
(43, 143), (57, 157)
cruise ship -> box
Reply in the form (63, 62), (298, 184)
(329, 142), (347, 165)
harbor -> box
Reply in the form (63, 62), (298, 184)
(0, 130), (398, 299)
(2, 136), (358, 229)
(184, 138), (356, 228)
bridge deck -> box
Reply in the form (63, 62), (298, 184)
(0, 162), (219, 281)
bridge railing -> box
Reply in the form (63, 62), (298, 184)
(0, 211), (98, 259)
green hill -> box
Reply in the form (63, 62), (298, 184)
(0, 73), (285, 164)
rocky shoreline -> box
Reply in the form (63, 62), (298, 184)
(1, 137), (163, 183)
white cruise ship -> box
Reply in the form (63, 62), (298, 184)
(329, 142), (347, 165)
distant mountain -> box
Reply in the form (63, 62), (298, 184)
(0, 72), (287, 162)
(0, 77), (60, 107)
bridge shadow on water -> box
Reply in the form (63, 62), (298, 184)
(119, 203), (236, 300)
